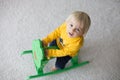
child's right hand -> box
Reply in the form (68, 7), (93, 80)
(44, 49), (50, 59)
(44, 49), (48, 57)
(42, 40), (48, 58)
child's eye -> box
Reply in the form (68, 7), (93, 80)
(75, 29), (80, 32)
(76, 29), (80, 32)
(70, 24), (73, 27)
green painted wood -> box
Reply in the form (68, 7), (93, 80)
(21, 50), (32, 55)
(28, 61), (89, 79)
(21, 39), (89, 80)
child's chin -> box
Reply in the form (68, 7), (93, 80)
(67, 33), (77, 38)
(68, 35), (75, 38)
(68, 35), (80, 38)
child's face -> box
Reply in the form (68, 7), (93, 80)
(66, 17), (84, 38)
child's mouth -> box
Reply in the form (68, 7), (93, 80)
(69, 32), (73, 36)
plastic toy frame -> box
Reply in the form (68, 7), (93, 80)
(21, 39), (89, 80)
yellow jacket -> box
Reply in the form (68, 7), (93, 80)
(42, 22), (84, 58)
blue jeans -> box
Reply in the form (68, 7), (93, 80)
(49, 40), (72, 69)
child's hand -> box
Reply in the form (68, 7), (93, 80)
(42, 40), (50, 59)
(44, 50), (50, 59)
(42, 40), (47, 47)
(44, 49), (48, 57)
(42, 40), (49, 58)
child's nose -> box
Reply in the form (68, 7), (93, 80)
(71, 28), (75, 32)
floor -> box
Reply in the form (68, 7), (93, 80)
(0, 0), (120, 80)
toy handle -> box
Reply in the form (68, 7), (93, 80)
(43, 46), (59, 50)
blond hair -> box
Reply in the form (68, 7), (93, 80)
(66, 11), (91, 36)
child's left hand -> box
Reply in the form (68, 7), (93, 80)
(44, 49), (48, 57)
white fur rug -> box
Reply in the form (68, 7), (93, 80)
(0, 0), (120, 80)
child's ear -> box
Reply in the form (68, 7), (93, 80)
(83, 32), (87, 37)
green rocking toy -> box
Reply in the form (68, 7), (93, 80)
(21, 39), (89, 79)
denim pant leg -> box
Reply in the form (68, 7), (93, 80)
(55, 56), (72, 69)
(49, 40), (57, 46)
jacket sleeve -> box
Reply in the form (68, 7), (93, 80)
(47, 38), (84, 58)
(42, 23), (65, 45)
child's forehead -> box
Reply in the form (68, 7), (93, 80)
(69, 17), (83, 25)
(69, 16), (81, 22)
